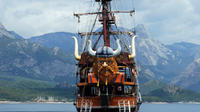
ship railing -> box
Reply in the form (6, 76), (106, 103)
(80, 99), (93, 112)
(118, 100), (131, 112)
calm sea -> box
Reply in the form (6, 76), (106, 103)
(0, 103), (200, 112)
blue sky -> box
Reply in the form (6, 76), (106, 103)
(0, 0), (199, 44)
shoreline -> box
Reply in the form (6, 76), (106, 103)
(143, 102), (200, 104)
(0, 101), (73, 104)
(1, 101), (200, 104)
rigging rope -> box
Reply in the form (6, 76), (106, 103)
(82, 4), (102, 52)
(93, 32), (103, 50)
(77, 0), (136, 53)
(111, 24), (129, 52)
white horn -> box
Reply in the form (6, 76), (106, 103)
(129, 35), (136, 59)
(113, 39), (121, 56)
(72, 36), (81, 60)
(88, 40), (96, 56)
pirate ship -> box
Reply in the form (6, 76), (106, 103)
(72, 0), (142, 112)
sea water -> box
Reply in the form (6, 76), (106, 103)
(140, 103), (200, 112)
(0, 103), (200, 112)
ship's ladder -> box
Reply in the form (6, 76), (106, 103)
(118, 100), (131, 112)
(80, 99), (93, 112)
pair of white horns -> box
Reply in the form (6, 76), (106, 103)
(72, 35), (136, 60)
(87, 39), (121, 57)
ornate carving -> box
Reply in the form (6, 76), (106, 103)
(92, 57), (118, 83)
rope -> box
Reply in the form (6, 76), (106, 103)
(111, 24), (130, 52)
(93, 31), (103, 50)
(82, 4), (102, 52)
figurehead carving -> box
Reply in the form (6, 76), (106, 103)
(87, 39), (121, 83)
(92, 57), (118, 83)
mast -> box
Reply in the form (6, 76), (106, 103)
(101, 0), (111, 47)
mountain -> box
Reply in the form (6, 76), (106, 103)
(167, 42), (200, 92)
(166, 42), (200, 74)
(0, 72), (75, 101)
(172, 58), (200, 92)
(135, 24), (174, 66)
(0, 24), (78, 101)
(135, 25), (178, 82)
(29, 32), (77, 52)
(141, 80), (200, 102)
(140, 80), (166, 95)
(8, 31), (24, 39)
(144, 84), (200, 102)
(136, 25), (200, 86)
(0, 23), (15, 39)
(0, 26), (76, 84)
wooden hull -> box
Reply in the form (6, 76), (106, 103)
(76, 106), (136, 112)
(75, 96), (140, 112)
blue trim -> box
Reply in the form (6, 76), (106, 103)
(121, 74), (124, 83)
(89, 75), (93, 83)
(113, 75), (118, 82)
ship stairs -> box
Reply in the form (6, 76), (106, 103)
(118, 100), (131, 112)
(80, 99), (93, 112)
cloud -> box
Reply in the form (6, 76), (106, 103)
(0, 0), (200, 44)
(135, 0), (200, 44)
(0, 0), (92, 38)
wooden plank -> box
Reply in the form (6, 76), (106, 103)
(77, 82), (88, 86)
(79, 31), (135, 36)
(74, 10), (135, 17)
(123, 82), (135, 86)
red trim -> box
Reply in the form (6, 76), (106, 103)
(88, 73), (98, 83)
(114, 73), (124, 83)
